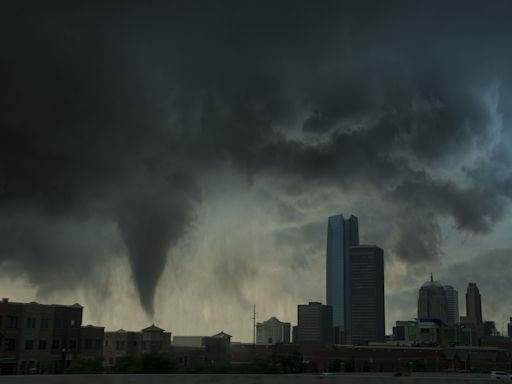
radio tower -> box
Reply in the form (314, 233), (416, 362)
(252, 304), (256, 345)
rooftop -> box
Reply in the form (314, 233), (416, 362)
(142, 324), (165, 333)
(212, 331), (232, 339)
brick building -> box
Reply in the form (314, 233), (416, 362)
(0, 298), (104, 375)
(103, 325), (171, 368)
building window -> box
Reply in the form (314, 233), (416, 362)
(95, 338), (102, 350)
(116, 340), (125, 350)
(69, 339), (77, 350)
(40, 318), (49, 329)
(6, 339), (16, 351)
(25, 340), (34, 350)
(70, 319), (79, 327)
(84, 338), (93, 349)
(52, 339), (60, 350)
(105, 340), (109, 347)
(133, 341), (137, 346)
(7, 316), (18, 329)
(54, 318), (62, 328)
(26, 317), (36, 328)
(39, 340), (47, 350)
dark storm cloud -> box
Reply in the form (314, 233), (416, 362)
(273, 221), (325, 269)
(1, 0), (512, 312)
(0, 212), (120, 296)
(213, 253), (257, 308)
(393, 210), (442, 263)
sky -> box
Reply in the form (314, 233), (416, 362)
(1, 0), (512, 341)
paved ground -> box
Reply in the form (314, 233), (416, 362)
(0, 373), (498, 384)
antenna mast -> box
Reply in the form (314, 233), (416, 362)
(252, 304), (256, 345)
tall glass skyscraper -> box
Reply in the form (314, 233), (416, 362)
(326, 214), (359, 335)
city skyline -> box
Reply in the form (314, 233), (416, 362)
(0, 261), (502, 346)
(5, 293), (510, 375)
(2, 0), (512, 343)
(1, 213), (506, 342)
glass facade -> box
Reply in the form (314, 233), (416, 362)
(326, 214), (359, 333)
(443, 285), (459, 325)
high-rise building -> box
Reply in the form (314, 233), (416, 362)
(507, 318), (512, 338)
(349, 245), (385, 344)
(417, 274), (449, 324)
(392, 321), (417, 343)
(256, 317), (291, 344)
(464, 282), (482, 325)
(297, 302), (333, 344)
(482, 321), (497, 337)
(326, 214), (359, 337)
(443, 286), (459, 325)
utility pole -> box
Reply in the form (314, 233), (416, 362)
(252, 304), (256, 345)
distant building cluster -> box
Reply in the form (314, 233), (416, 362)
(254, 214), (385, 348)
(2, 213), (512, 375)
(393, 275), (508, 349)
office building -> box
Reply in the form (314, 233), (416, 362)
(392, 321), (417, 344)
(443, 286), (459, 325)
(463, 283), (483, 326)
(417, 274), (449, 324)
(392, 319), (471, 347)
(508, 318), (512, 338)
(256, 317), (291, 344)
(80, 325), (105, 360)
(297, 302), (333, 344)
(326, 214), (359, 338)
(482, 321), (497, 337)
(292, 326), (298, 344)
(349, 245), (385, 344)
(459, 283), (484, 342)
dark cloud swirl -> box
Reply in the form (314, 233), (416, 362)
(1, 0), (512, 313)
